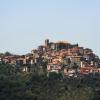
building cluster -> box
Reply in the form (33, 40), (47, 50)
(0, 39), (100, 77)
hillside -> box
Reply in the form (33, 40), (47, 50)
(0, 39), (100, 100)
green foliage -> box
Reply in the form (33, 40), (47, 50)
(4, 51), (12, 56)
(0, 64), (100, 100)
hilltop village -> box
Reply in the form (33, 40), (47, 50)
(0, 39), (100, 77)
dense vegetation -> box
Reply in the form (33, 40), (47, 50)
(0, 64), (100, 100)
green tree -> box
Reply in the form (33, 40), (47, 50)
(4, 51), (12, 56)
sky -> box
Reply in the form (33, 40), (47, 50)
(0, 0), (100, 57)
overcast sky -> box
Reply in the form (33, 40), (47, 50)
(0, 0), (100, 57)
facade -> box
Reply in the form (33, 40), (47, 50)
(1, 39), (100, 76)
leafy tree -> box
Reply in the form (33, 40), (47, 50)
(4, 51), (12, 56)
(0, 63), (99, 100)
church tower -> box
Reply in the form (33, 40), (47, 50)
(45, 39), (49, 47)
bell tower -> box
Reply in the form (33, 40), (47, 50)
(45, 39), (49, 47)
